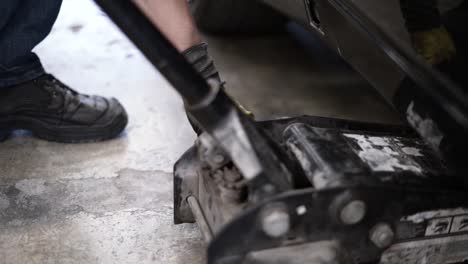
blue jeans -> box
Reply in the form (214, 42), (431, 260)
(0, 0), (62, 87)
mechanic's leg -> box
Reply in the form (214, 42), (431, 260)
(0, 0), (128, 143)
(0, 0), (62, 87)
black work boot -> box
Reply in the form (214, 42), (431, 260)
(0, 74), (128, 143)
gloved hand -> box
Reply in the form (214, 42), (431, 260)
(183, 43), (253, 135)
(410, 26), (457, 65)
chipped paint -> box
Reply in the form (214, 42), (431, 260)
(402, 147), (423, 157)
(366, 136), (390, 147)
(406, 102), (444, 150)
(286, 141), (330, 189)
(381, 234), (468, 264)
(402, 208), (468, 224)
(344, 134), (423, 174)
(382, 208), (468, 264)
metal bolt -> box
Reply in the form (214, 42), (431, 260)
(212, 154), (225, 164)
(261, 203), (290, 238)
(370, 223), (395, 249)
(340, 200), (366, 225)
(262, 184), (275, 194)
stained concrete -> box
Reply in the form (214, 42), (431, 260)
(206, 29), (400, 123)
(0, 0), (399, 263)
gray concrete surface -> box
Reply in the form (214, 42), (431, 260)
(0, 0), (399, 263)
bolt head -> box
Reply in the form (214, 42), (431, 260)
(261, 203), (290, 238)
(340, 200), (366, 225)
(213, 154), (225, 164)
(370, 223), (395, 249)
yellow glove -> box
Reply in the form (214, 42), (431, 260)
(411, 26), (457, 65)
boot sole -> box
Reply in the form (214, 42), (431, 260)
(0, 112), (128, 143)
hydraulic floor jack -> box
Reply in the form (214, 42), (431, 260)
(94, 1), (468, 263)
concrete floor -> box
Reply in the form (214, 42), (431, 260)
(0, 0), (399, 263)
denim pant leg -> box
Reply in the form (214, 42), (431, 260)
(0, 0), (63, 87)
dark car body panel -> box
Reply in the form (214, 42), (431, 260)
(261, 0), (468, 172)
(261, 0), (411, 100)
